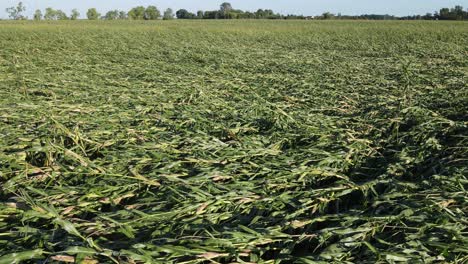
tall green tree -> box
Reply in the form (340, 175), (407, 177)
(105, 10), (119, 20)
(128, 6), (145, 20)
(176, 9), (195, 19)
(163, 8), (174, 20)
(322, 12), (335, 19)
(33, 9), (42, 20)
(119, 11), (127, 19)
(437, 6), (467, 20)
(203, 10), (219, 19)
(56, 10), (68, 20)
(220, 2), (233, 18)
(42, 7), (67, 20)
(197, 10), (204, 19)
(453, 5), (464, 20)
(255, 9), (276, 19)
(144, 6), (160, 20)
(87, 8), (100, 20)
(44, 8), (56, 20)
(439, 8), (451, 19)
(6, 2), (26, 20)
(70, 9), (80, 20)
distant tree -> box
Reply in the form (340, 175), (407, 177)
(87, 8), (100, 20)
(176, 9), (195, 19)
(128, 6), (145, 20)
(6, 2), (26, 20)
(255, 9), (276, 19)
(56, 10), (68, 20)
(240, 11), (256, 19)
(203, 10), (219, 19)
(42, 7), (68, 20)
(163, 8), (174, 20)
(284, 14), (305, 20)
(144, 6), (160, 20)
(255, 9), (263, 18)
(197, 10), (204, 19)
(44, 8), (56, 20)
(25, 4), (462, 22)
(453, 5), (464, 20)
(220, 2), (233, 18)
(33, 9), (42, 20)
(119, 11), (127, 19)
(70, 9), (80, 20)
(224, 9), (245, 19)
(322, 12), (335, 19)
(105, 10), (119, 20)
(436, 6), (467, 20)
(422, 13), (434, 20)
(439, 8), (450, 19)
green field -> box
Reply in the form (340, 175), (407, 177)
(0, 20), (467, 263)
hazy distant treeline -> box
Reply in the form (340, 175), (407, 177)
(4, 2), (468, 21)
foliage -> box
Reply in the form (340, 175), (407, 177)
(220, 2), (233, 18)
(33, 9), (42, 21)
(163, 8), (174, 20)
(197, 10), (204, 18)
(105, 10), (120, 20)
(4, 1), (467, 21)
(119, 11), (127, 20)
(70, 9), (80, 20)
(103, 10), (127, 20)
(144, 6), (160, 20)
(43, 8), (68, 20)
(0, 20), (467, 264)
(43, 8), (54, 20)
(322, 12), (335, 20)
(437, 6), (468, 20)
(176, 9), (196, 19)
(55, 10), (68, 20)
(86, 8), (100, 20)
(128, 6), (145, 20)
(5, 2), (26, 20)
(323, 6), (468, 20)
(203, 10), (220, 19)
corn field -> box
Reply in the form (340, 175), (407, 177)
(0, 20), (467, 263)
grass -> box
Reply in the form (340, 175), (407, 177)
(0, 20), (467, 263)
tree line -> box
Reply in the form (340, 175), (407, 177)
(5, 2), (468, 21)
(326, 5), (468, 20)
(401, 6), (468, 20)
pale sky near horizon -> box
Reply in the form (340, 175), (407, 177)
(1, 0), (468, 19)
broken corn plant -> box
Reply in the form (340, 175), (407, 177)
(0, 20), (467, 263)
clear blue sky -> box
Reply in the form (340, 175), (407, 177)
(1, 0), (468, 18)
